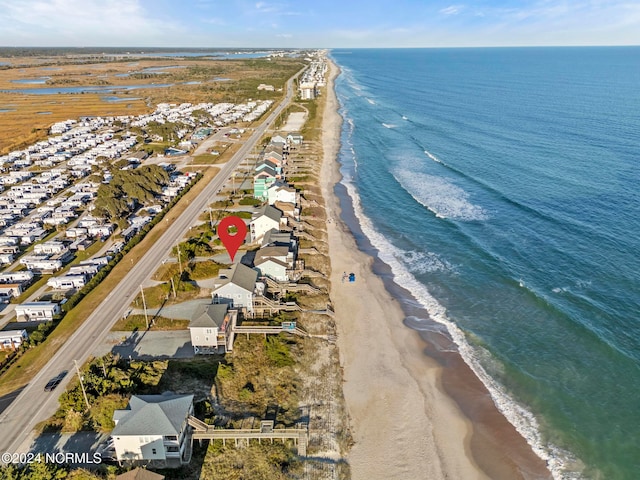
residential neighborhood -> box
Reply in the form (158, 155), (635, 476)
(0, 51), (339, 480)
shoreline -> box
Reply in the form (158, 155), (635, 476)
(320, 57), (552, 479)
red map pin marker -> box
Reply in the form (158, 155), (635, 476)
(218, 216), (247, 262)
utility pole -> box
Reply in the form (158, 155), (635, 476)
(74, 359), (90, 412)
(209, 207), (213, 228)
(170, 276), (177, 298)
(177, 247), (183, 275)
(140, 284), (149, 329)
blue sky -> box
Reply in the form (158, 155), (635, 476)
(0, 0), (638, 48)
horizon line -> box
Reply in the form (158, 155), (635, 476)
(0, 44), (639, 50)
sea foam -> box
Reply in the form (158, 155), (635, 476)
(399, 250), (456, 274)
(393, 168), (489, 221)
(340, 171), (580, 480)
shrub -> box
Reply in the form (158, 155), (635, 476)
(264, 336), (294, 368)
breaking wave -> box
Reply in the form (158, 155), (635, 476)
(393, 169), (489, 221)
(339, 171), (581, 479)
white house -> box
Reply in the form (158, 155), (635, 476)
(188, 304), (237, 354)
(211, 263), (259, 313)
(87, 224), (113, 238)
(111, 394), (194, 468)
(287, 133), (304, 145)
(34, 241), (67, 255)
(254, 257), (289, 282)
(65, 227), (88, 239)
(253, 246), (295, 282)
(267, 182), (298, 206)
(0, 271), (34, 284)
(250, 205), (284, 243)
(15, 301), (61, 321)
(0, 283), (22, 302)
(0, 330), (28, 351)
(19, 256), (62, 274)
(47, 275), (87, 290)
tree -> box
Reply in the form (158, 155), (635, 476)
(25, 461), (68, 480)
(92, 165), (169, 220)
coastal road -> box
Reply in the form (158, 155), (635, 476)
(0, 68), (302, 456)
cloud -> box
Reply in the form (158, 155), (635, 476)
(439, 5), (464, 16)
(276, 33), (292, 38)
(0, 0), (184, 46)
(255, 1), (280, 13)
(253, 1), (303, 17)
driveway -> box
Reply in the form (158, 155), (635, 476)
(98, 330), (194, 359)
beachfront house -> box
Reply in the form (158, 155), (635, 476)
(262, 229), (296, 249)
(256, 158), (282, 175)
(267, 181), (298, 206)
(211, 263), (259, 313)
(189, 304), (237, 354)
(253, 245), (295, 282)
(111, 394), (194, 468)
(0, 329), (28, 351)
(287, 133), (304, 145)
(264, 152), (284, 169)
(253, 168), (278, 200)
(250, 205), (284, 243)
(15, 301), (61, 322)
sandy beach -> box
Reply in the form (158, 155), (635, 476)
(319, 58), (552, 479)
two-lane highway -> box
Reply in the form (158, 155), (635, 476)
(0, 69), (302, 456)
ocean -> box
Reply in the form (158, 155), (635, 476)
(330, 47), (640, 480)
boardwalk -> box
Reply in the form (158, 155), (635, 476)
(188, 416), (308, 456)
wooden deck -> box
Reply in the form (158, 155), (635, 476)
(189, 417), (308, 455)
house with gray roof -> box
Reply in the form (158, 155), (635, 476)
(254, 245), (295, 282)
(111, 394), (194, 468)
(189, 303), (237, 354)
(211, 263), (259, 313)
(250, 205), (284, 243)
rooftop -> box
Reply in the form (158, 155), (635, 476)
(112, 394), (194, 437)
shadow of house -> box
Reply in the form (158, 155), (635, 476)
(110, 334), (194, 361)
(28, 431), (109, 468)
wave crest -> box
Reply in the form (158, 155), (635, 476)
(394, 169), (489, 221)
(340, 167), (580, 480)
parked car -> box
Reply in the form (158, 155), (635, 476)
(44, 371), (67, 392)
